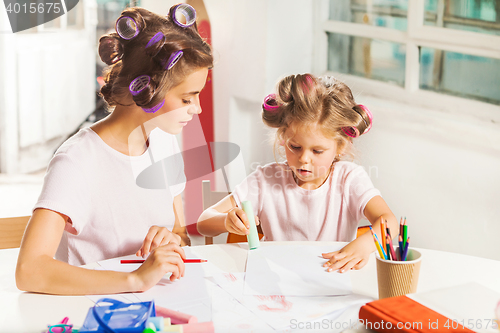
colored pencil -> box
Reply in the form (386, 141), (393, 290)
(370, 226), (388, 259)
(380, 218), (386, 252)
(387, 234), (397, 261)
(120, 259), (208, 264)
(398, 235), (403, 261)
(385, 240), (391, 261)
(399, 217), (404, 237)
(403, 224), (408, 249)
(402, 237), (410, 261)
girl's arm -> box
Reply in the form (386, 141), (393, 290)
(322, 195), (398, 272)
(16, 208), (185, 295)
(172, 194), (190, 246)
(197, 194), (259, 237)
(196, 194), (236, 237)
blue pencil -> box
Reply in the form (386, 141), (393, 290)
(398, 235), (403, 261)
(402, 237), (410, 261)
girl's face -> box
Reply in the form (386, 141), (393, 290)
(284, 123), (340, 190)
(155, 67), (209, 135)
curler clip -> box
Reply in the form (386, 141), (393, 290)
(263, 94), (279, 112)
(146, 31), (165, 49)
(172, 4), (197, 28)
(142, 99), (165, 113)
(116, 16), (140, 40)
(129, 75), (151, 96)
(342, 126), (360, 138)
(163, 50), (183, 70)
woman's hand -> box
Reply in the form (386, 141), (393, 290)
(224, 207), (259, 235)
(136, 226), (181, 258)
(321, 240), (371, 273)
(131, 243), (186, 291)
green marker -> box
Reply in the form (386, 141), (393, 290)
(241, 200), (260, 250)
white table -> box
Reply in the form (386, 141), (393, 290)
(1, 242), (500, 333)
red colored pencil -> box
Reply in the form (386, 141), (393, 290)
(120, 259), (207, 264)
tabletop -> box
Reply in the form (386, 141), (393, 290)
(1, 241), (500, 333)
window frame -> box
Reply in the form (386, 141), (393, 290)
(313, 0), (500, 124)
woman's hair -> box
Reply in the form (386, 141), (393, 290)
(98, 5), (213, 110)
(262, 73), (372, 161)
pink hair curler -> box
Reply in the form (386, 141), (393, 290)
(116, 16), (140, 40)
(163, 50), (183, 70)
(357, 104), (373, 134)
(342, 126), (360, 138)
(263, 94), (279, 112)
(172, 4), (197, 28)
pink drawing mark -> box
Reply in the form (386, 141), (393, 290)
(223, 273), (237, 282)
(255, 295), (293, 313)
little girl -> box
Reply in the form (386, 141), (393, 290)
(197, 74), (398, 273)
(16, 4), (212, 294)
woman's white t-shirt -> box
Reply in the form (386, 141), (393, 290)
(34, 127), (185, 266)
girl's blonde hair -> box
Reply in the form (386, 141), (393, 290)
(262, 73), (371, 161)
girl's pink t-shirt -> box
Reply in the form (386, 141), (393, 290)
(232, 162), (380, 242)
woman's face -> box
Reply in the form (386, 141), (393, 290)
(155, 67), (209, 135)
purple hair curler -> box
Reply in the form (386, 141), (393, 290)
(142, 99), (165, 113)
(146, 31), (165, 49)
(163, 50), (183, 70)
(171, 4), (197, 28)
(116, 16), (140, 40)
(129, 75), (150, 96)
(263, 94), (280, 112)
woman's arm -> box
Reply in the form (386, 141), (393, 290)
(16, 208), (185, 295)
(172, 194), (191, 246)
(322, 195), (398, 272)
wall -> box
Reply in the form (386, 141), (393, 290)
(130, 1), (500, 260)
(0, 0), (97, 174)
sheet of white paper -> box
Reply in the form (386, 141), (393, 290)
(132, 247), (213, 322)
(96, 247), (214, 322)
(214, 272), (371, 330)
(245, 245), (352, 296)
(211, 283), (277, 333)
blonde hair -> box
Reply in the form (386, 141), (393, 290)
(262, 74), (371, 161)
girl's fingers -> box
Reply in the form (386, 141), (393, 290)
(322, 251), (337, 259)
(323, 251), (347, 267)
(327, 255), (350, 272)
(353, 259), (367, 270)
(235, 210), (249, 229)
(337, 258), (359, 273)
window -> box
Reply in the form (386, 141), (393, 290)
(319, 0), (500, 109)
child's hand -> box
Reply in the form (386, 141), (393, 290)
(224, 207), (260, 235)
(321, 241), (371, 273)
(136, 226), (182, 258)
(131, 243), (186, 291)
